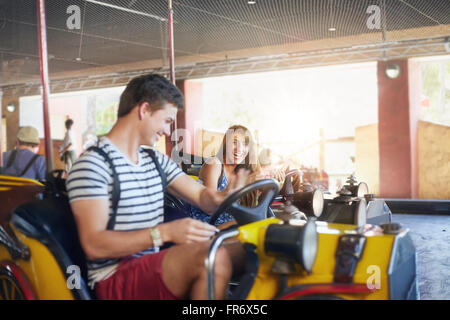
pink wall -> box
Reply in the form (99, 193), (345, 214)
(377, 59), (419, 198)
(49, 95), (84, 157)
(166, 80), (203, 157)
(408, 60), (421, 198)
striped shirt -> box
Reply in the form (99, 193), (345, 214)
(66, 137), (184, 288)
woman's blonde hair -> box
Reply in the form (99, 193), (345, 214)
(217, 125), (261, 207)
(216, 125), (260, 174)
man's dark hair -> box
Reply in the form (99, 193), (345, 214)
(65, 119), (74, 129)
(118, 74), (184, 118)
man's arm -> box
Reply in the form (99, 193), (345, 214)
(71, 198), (153, 260)
(71, 198), (216, 260)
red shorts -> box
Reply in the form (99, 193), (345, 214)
(95, 249), (181, 300)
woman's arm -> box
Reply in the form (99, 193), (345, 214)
(198, 157), (222, 188)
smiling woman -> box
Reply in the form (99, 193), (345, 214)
(186, 125), (260, 226)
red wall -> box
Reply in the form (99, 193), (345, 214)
(377, 59), (417, 198)
(166, 79), (203, 157)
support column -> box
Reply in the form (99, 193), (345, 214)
(0, 89), (2, 165)
(166, 79), (203, 158)
(407, 59), (421, 199)
(377, 59), (419, 198)
(1, 95), (20, 151)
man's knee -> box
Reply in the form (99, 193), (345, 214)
(166, 242), (211, 273)
(166, 242), (232, 280)
(190, 243), (232, 277)
(213, 247), (232, 279)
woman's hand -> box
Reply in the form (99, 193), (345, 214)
(270, 168), (285, 182)
(270, 164), (289, 182)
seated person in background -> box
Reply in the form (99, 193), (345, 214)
(1, 126), (46, 180)
(258, 147), (286, 182)
(189, 125), (260, 227)
(258, 148), (301, 193)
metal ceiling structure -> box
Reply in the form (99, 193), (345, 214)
(1, 0), (450, 96)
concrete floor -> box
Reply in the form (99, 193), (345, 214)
(392, 214), (450, 300)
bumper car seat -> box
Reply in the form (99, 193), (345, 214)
(11, 197), (94, 300)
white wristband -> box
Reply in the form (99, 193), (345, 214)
(149, 227), (163, 247)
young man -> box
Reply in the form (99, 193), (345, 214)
(66, 74), (248, 300)
(1, 126), (46, 180)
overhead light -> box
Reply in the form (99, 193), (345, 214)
(6, 102), (16, 113)
(328, 27), (336, 32)
(248, 0), (256, 4)
(75, 57), (82, 61)
(385, 63), (401, 79)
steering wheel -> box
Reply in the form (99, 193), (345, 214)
(209, 179), (280, 226)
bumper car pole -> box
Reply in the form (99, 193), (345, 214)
(168, 0), (178, 150)
(0, 88), (2, 166)
(37, 0), (53, 172)
(205, 228), (240, 300)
